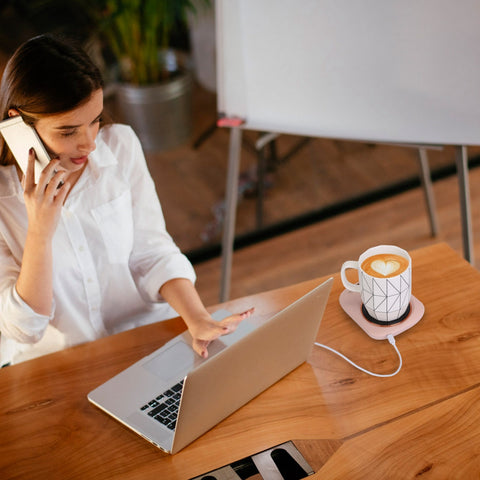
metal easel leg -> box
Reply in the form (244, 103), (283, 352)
(417, 148), (439, 237)
(256, 144), (267, 229)
(220, 127), (243, 302)
(254, 132), (279, 229)
(454, 145), (474, 264)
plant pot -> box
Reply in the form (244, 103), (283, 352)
(113, 69), (193, 152)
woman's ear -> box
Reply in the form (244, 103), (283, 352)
(8, 109), (20, 118)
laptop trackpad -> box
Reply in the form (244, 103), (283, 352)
(142, 340), (196, 383)
(142, 315), (257, 384)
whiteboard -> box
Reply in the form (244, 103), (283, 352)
(216, 0), (480, 146)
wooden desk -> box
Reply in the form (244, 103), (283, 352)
(1, 243), (479, 479)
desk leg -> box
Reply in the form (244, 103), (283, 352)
(220, 127), (243, 302)
(455, 145), (474, 264)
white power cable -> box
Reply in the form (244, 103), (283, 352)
(314, 334), (402, 378)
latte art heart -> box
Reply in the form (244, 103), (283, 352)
(371, 259), (400, 276)
(361, 252), (409, 278)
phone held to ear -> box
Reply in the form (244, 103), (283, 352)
(0, 116), (51, 183)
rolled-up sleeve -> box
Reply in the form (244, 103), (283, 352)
(122, 127), (196, 303)
(0, 244), (52, 344)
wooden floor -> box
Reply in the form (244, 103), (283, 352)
(143, 83), (480, 306)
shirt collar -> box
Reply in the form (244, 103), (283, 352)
(87, 127), (118, 180)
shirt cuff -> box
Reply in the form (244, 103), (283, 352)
(2, 286), (55, 344)
(139, 255), (197, 303)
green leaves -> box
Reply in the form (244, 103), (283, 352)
(99, 0), (211, 85)
(21, 0), (211, 85)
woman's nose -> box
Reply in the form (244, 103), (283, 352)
(78, 129), (96, 153)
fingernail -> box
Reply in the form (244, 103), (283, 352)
(29, 147), (34, 155)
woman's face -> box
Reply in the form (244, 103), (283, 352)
(34, 88), (104, 173)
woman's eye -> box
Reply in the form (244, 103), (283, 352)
(60, 130), (76, 137)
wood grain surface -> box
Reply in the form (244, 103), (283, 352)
(1, 243), (479, 479)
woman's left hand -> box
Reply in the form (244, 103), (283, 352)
(190, 308), (254, 358)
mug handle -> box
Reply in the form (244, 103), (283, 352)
(340, 261), (361, 292)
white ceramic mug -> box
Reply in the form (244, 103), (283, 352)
(340, 245), (412, 324)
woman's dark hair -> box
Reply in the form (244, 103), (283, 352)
(0, 34), (104, 165)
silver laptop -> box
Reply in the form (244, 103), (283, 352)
(88, 277), (333, 454)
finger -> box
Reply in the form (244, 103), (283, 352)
(52, 180), (71, 204)
(240, 307), (255, 319)
(219, 307), (255, 334)
(192, 338), (210, 359)
(23, 147), (36, 191)
(220, 308), (254, 325)
(37, 159), (62, 190)
(45, 169), (69, 197)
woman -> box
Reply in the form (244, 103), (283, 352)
(0, 34), (251, 366)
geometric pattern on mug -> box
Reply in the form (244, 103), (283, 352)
(360, 270), (410, 321)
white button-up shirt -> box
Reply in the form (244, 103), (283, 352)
(0, 124), (196, 365)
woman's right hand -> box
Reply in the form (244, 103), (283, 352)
(22, 148), (70, 240)
(15, 148), (71, 316)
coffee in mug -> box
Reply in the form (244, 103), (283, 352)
(341, 245), (412, 324)
(361, 253), (409, 278)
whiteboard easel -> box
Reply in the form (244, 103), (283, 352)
(216, 0), (480, 300)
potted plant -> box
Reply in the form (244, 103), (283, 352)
(95, 0), (212, 152)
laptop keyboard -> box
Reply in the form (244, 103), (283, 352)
(140, 379), (184, 431)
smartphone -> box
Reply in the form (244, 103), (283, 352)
(0, 116), (51, 183)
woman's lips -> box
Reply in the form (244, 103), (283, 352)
(70, 155), (88, 165)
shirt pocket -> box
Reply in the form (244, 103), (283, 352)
(91, 190), (134, 264)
